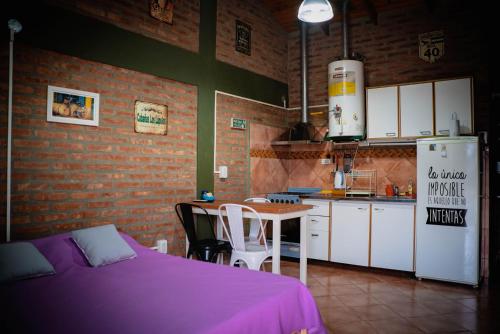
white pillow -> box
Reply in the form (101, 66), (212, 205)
(71, 224), (137, 267)
(0, 242), (55, 283)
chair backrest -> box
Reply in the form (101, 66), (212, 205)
(218, 204), (267, 252)
(244, 198), (270, 241)
(175, 203), (216, 245)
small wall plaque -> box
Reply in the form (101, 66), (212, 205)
(419, 30), (444, 63)
(235, 20), (251, 56)
(231, 117), (247, 130)
(150, 0), (174, 24)
(135, 101), (168, 135)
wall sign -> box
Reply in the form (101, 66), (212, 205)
(231, 117), (247, 130)
(426, 165), (467, 227)
(235, 20), (251, 56)
(419, 30), (444, 63)
(135, 101), (168, 135)
(150, 0), (174, 24)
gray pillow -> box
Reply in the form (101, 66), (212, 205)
(71, 224), (137, 267)
(0, 242), (55, 283)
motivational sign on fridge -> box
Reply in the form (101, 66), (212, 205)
(426, 164), (468, 227)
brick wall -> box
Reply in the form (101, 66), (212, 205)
(216, 0), (288, 83)
(48, 0), (200, 53)
(214, 93), (287, 200)
(0, 45), (197, 253)
(288, 2), (488, 130)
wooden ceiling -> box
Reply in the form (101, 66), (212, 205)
(261, 0), (422, 32)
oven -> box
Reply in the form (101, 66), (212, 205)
(266, 188), (320, 258)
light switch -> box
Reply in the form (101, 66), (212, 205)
(219, 166), (228, 178)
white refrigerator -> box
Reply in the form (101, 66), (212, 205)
(416, 136), (480, 286)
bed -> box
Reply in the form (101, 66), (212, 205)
(1, 232), (326, 334)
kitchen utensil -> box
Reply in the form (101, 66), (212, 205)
(449, 112), (460, 136)
(385, 184), (394, 196)
(334, 171), (345, 189)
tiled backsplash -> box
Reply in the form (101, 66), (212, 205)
(250, 124), (417, 196)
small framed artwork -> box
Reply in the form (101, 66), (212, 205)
(150, 0), (174, 24)
(235, 20), (251, 56)
(134, 101), (168, 135)
(47, 85), (99, 126)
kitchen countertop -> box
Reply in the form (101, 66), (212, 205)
(300, 193), (416, 203)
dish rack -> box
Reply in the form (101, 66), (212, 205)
(345, 169), (377, 197)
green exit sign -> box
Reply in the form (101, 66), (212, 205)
(231, 117), (247, 130)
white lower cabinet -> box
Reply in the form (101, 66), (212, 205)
(371, 203), (415, 271)
(303, 200), (330, 261)
(331, 202), (370, 266)
(307, 229), (329, 261)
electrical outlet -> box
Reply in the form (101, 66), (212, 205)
(320, 158), (332, 165)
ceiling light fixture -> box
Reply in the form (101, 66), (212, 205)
(298, 0), (334, 23)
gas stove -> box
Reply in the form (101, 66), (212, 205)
(267, 187), (321, 204)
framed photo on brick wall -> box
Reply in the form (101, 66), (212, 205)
(235, 20), (251, 56)
(47, 85), (99, 127)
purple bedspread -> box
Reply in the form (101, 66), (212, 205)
(1, 233), (326, 334)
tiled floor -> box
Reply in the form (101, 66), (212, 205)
(279, 261), (498, 334)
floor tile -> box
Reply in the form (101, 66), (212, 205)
(321, 305), (362, 326)
(337, 293), (381, 307)
(371, 291), (414, 304)
(422, 300), (475, 315)
(329, 284), (367, 296)
(349, 304), (402, 321)
(368, 317), (424, 334)
(279, 261), (497, 333)
(326, 320), (375, 334)
(407, 314), (469, 333)
(386, 301), (436, 318)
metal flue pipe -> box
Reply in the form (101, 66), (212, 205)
(342, 0), (350, 59)
(300, 21), (308, 123)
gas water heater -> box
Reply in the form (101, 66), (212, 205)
(327, 59), (365, 141)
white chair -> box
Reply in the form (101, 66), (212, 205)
(218, 204), (272, 271)
(244, 197), (270, 245)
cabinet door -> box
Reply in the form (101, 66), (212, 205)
(308, 215), (329, 231)
(367, 87), (399, 139)
(371, 204), (414, 271)
(435, 78), (473, 135)
(302, 200), (330, 217)
(331, 202), (370, 266)
(400, 83), (434, 137)
(308, 229), (329, 261)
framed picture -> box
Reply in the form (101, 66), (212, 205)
(150, 0), (174, 24)
(134, 101), (168, 135)
(47, 85), (99, 126)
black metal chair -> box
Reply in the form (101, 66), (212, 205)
(175, 203), (232, 263)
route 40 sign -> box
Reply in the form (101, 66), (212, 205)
(419, 31), (444, 63)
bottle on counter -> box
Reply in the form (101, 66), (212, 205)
(408, 178), (413, 196)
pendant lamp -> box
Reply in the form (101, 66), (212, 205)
(298, 0), (334, 23)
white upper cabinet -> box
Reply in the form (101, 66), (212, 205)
(366, 86), (399, 139)
(400, 83), (434, 137)
(366, 77), (473, 139)
(435, 78), (473, 135)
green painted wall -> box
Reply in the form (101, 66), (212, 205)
(6, 1), (288, 194)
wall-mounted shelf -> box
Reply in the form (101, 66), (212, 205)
(271, 139), (416, 147)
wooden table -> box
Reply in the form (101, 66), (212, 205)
(190, 200), (313, 284)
